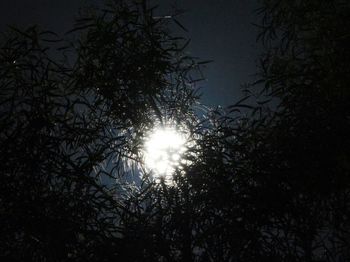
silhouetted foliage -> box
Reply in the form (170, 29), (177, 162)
(0, 0), (200, 261)
(174, 0), (350, 261)
(1, 0), (350, 261)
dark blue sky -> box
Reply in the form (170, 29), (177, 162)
(0, 0), (261, 106)
(156, 0), (261, 106)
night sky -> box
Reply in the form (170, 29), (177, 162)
(0, 0), (260, 106)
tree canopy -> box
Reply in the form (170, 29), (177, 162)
(1, 0), (349, 261)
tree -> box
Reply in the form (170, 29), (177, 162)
(2, 0), (350, 261)
(134, 0), (350, 261)
(0, 0), (201, 260)
(175, 0), (350, 260)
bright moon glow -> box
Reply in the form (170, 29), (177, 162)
(143, 126), (187, 181)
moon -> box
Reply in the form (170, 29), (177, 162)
(143, 126), (187, 181)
